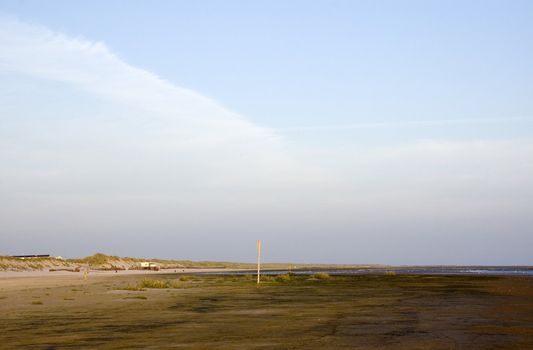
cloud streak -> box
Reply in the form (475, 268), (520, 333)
(0, 18), (308, 191)
(276, 116), (533, 132)
(0, 18), (311, 254)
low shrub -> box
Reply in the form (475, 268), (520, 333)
(275, 274), (291, 282)
(139, 279), (171, 289)
(311, 272), (331, 280)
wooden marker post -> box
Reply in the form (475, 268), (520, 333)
(257, 240), (261, 284)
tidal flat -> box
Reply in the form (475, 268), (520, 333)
(0, 273), (532, 349)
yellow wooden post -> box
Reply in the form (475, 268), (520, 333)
(257, 240), (261, 284)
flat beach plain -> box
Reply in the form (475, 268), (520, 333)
(0, 273), (532, 349)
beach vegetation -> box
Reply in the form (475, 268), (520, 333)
(311, 272), (331, 280)
(69, 253), (117, 265)
(139, 279), (172, 289)
(275, 273), (292, 282)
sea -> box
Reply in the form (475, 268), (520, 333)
(207, 266), (533, 277)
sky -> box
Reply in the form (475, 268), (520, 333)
(1, 1), (532, 264)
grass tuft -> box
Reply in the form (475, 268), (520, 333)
(275, 274), (292, 282)
(139, 279), (172, 289)
(311, 272), (331, 280)
(138, 279), (182, 289)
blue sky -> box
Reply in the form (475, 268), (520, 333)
(3, 0), (532, 130)
(1, 1), (532, 264)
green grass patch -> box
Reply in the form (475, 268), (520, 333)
(311, 272), (331, 280)
(137, 278), (182, 289)
(275, 273), (292, 282)
(139, 279), (172, 289)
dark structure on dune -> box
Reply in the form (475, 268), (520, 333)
(10, 254), (50, 259)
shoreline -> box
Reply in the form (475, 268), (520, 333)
(0, 268), (252, 279)
(1, 266), (532, 281)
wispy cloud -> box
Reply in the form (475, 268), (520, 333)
(277, 116), (533, 132)
(0, 18), (309, 191)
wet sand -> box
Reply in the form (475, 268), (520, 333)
(0, 268), (243, 279)
(0, 273), (532, 349)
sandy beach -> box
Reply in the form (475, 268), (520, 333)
(1, 272), (532, 349)
(0, 268), (242, 279)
